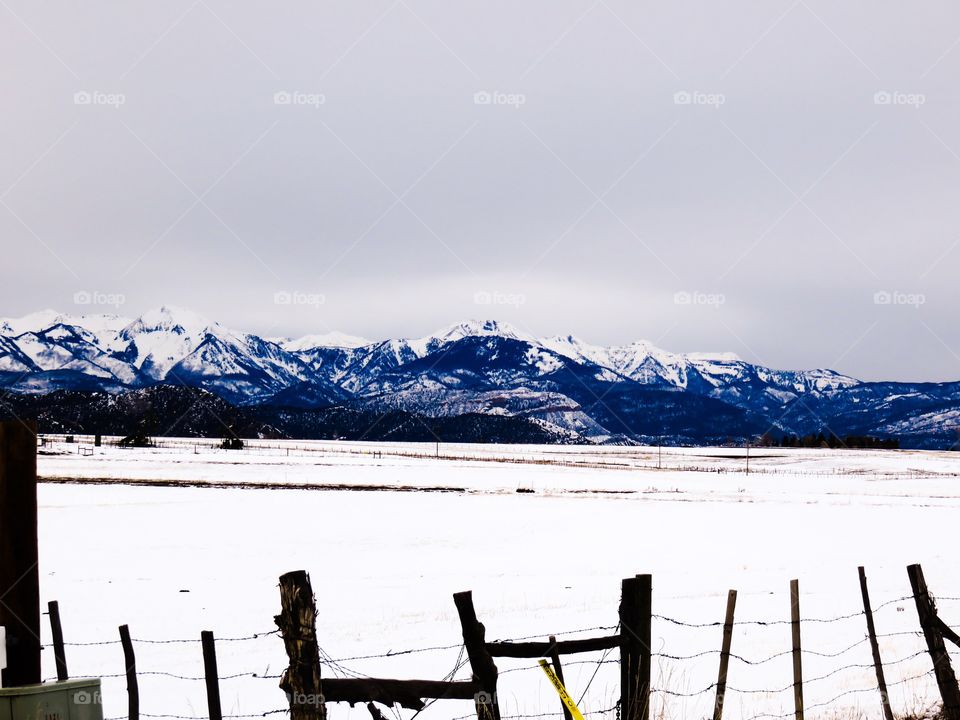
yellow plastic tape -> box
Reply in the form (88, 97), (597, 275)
(538, 659), (586, 720)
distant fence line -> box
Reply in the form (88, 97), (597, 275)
(36, 434), (958, 479)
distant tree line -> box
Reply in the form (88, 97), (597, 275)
(769, 432), (900, 449)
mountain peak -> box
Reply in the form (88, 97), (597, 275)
(132, 305), (214, 333)
(404, 319), (535, 357)
(285, 331), (372, 351)
(431, 319), (532, 342)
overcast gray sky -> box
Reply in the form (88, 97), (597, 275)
(2, 0), (959, 381)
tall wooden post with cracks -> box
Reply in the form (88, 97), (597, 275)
(0, 420), (40, 688)
(908, 564), (960, 720)
(454, 591), (501, 720)
(276, 571), (326, 720)
(620, 575), (652, 720)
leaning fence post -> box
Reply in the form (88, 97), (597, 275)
(858, 567), (894, 720)
(790, 580), (804, 720)
(453, 591), (500, 720)
(620, 574), (652, 720)
(275, 571), (326, 720)
(48, 600), (69, 681)
(548, 635), (573, 720)
(201, 631), (223, 720)
(907, 564), (960, 720)
(712, 590), (737, 720)
(119, 624), (139, 720)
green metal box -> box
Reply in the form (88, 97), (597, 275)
(0, 679), (103, 720)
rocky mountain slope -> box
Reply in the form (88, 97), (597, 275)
(1, 307), (956, 447)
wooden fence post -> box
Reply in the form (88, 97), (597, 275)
(0, 420), (40, 688)
(858, 567), (894, 720)
(453, 591), (500, 720)
(366, 703), (388, 720)
(48, 601), (69, 681)
(790, 580), (804, 720)
(907, 564), (960, 720)
(712, 590), (737, 720)
(201, 631), (223, 720)
(548, 635), (573, 720)
(119, 624), (139, 720)
(620, 575), (652, 720)
(276, 571), (326, 720)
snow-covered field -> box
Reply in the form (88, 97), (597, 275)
(35, 439), (960, 720)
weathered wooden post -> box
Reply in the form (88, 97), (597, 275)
(548, 635), (573, 720)
(712, 590), (737, 720)
(453, 591), (500, 720)
(48, 600), (69, 681)
(907, 564), (960, 720)
(790, 580), (804, 720)
(0, 420), (40, 688)
(858, 567), (894, 720)
(201, 631), (223, 720)
(119, 624), (140, 720)
(620, 575), (652, 720)
(275, 571), (326, 720)
(366, 703), (388, 720)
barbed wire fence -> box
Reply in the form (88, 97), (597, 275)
(39, 566), (960, 720)
(38, 434), (956, 480)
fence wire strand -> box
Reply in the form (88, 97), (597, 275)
(51, 590), (950, 720)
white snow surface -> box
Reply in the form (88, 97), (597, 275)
(35, 440), (960, 720)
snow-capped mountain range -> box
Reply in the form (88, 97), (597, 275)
(2, 307), (957, 446)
